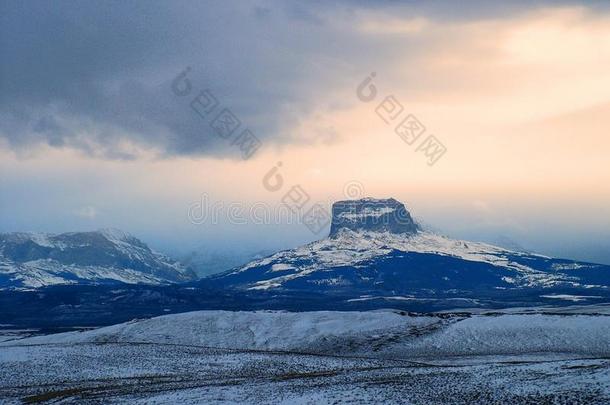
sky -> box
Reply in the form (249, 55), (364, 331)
(1, 0), (610, 265)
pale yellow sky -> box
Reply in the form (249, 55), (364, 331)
(214, 7), (610, 203)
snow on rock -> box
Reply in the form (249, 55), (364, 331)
(540, 294), (604, 302)
(223, 228), (589, 291)
(329, 198), (419, 237)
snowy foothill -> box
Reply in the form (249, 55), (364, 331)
(5, 310), (610, 358)
(1, 309), (610, 403)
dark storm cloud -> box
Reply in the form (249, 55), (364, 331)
(0, 0), (604, 159)
(0, 0), (354, 159)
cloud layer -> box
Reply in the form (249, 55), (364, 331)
(0, 1), (357, 158)
(3, 0), (603, 160)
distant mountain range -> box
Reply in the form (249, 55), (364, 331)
(0, 229), (197, 289)
(1, 199), (609, 326)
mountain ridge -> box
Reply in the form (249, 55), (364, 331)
(1, 198), (609, 320)
(0, 229), (197, 289)
(209, 198), (610, 302)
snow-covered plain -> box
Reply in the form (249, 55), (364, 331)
(1, 309), (609, 404)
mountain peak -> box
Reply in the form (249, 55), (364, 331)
(97, 228), (135, 243)
(328, 198), (420, 237)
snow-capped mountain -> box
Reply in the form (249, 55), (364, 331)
(0, 229), (197, 289)
(211, 198), (610, 301)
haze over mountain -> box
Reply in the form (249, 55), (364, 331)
(1, 197), (609, 327)
(1, 197), (608, 327)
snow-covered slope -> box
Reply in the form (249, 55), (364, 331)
(0, 229), (197, 289)
(2, 310), (609, 404)
(218, 229), (604, 290)
(7, 309), (610, 358)
(210, 198), (610, 299)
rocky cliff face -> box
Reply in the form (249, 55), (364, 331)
(329, 198), (420, 237)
